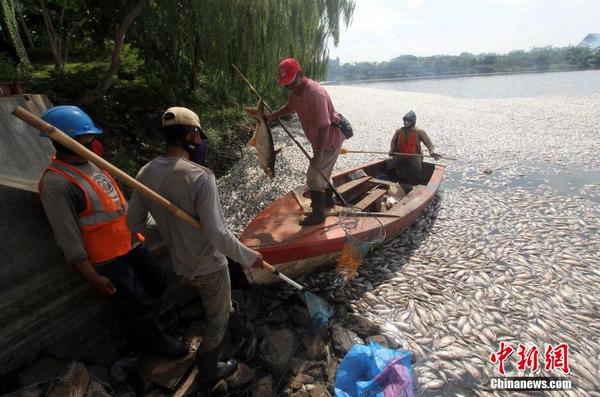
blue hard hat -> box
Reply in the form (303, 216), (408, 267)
(41, 105), (102, 137)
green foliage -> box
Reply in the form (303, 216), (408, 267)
(327, 46), (599, 82)
(0, 0), (30, 67)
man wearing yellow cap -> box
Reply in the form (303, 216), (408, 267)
(266, 58), (346, 226)
(126, 107), (263, 384)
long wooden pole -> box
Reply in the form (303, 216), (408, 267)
(232, 64), (349, 205)
(340, 148), (457, 161)
(12, 106), (305, 290)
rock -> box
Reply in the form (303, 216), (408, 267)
(5, 385), (44, 397)
(289, 357), (306, 374)
(342, 313), (381, 338)
(250, 375), (274, 397)
(241, 334), (258, 360)
(254, 307), (290, 325)
(48, 363), (90, 397)
(259, 328), (297, 374)
(110, 357), (138, 383)
(331, 323), (364, 354)
(210, 379), (228, 395)
(309, 383), (332, 397)
(86, 380), (112, 397)
(290, 305), (309, 328)
(366, 334), (390, 348)
(18, 356), (66, 387)
(87, 365), (111, 385)
(225, 362), (254, 388)
(284, 373), (314, 397)
(302, 334), (327, 360)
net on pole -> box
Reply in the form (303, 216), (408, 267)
(335, 208), (386, 283)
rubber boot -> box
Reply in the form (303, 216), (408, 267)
(195, 348), (238, 385)
(133, 314), (189, 358)
(300, 191), (326, 226)
(324, 188), (335, 209)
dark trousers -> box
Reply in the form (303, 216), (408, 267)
(95, 245), (166, 319)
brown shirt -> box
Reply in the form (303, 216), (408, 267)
(390, 127), (435, 155)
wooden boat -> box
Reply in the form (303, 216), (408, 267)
(239, 159), (445, 285)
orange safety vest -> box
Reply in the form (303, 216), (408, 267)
(40, 159), (136, 264)
(396, 129), (419, 154)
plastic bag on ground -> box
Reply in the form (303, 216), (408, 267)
(335, 342), (413, 397)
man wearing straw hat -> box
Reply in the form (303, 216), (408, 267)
(126, 106), (264, 385)
(38, 105), (188, 359)
(266, 57), (346, 226)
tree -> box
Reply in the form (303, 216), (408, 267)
(78, 0), (144, 105)
(0, 0), (31, 68)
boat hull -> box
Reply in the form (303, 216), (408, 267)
(240, 160), (445, 285)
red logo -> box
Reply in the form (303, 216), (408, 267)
(490, 342), (514, 375)
(490, 343), (570, 375)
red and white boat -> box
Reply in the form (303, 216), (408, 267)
(240, 160), (445, 285)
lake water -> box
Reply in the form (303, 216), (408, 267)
(346, 69), (600, 98)
(337, 70), (600, 203)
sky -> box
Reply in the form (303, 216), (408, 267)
(328, 0), (600, 63)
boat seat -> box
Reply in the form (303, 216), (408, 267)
(355, 188), (387, 211)
(369, 178), (394, 188)
(336, 176), (371, 195)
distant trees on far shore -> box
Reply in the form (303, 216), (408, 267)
(327, 46), (600, 82)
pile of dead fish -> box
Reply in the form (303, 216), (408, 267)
(217, 85), (600, 396)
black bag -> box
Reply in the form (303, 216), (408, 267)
(333, 113), (353, 139)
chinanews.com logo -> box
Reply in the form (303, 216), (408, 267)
(489, 342), (572, 390)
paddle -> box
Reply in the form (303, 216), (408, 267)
(340, 147), (457, 161)
(12, 106), (334, 326)
(232, 64), (349, 206)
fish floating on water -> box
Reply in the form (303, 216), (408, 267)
(245, 99), (281, 178)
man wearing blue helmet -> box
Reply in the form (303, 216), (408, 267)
(38, 105), (188, 358)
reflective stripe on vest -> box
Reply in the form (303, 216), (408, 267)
(43, 159), (132, 264)
(396, 129), (418, 154)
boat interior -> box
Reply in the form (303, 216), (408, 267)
(294, 161), (436, 214)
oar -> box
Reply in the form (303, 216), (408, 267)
(11, 106), (317, 296)
(340, 147), (457, 161)
(232, 64), (349, 206)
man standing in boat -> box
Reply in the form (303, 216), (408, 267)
(126, 107), (264, 385)
(266, 58), (345, 226)
(388, 111), (440, 182)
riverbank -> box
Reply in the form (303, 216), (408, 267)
(323, 66), (585, 85)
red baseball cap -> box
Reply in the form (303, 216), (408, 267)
(278, 58), (302, 86)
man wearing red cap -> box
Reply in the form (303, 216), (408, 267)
(266, 58), (345, 226)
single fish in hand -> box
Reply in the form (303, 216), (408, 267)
(245, 99), (281, 178)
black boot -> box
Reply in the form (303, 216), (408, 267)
(300, 191), (326, 226)
(324, 188), (335, 209)
(133, 313), (189, 358)
(195, 348), (238, 384)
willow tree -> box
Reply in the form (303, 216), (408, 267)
(0, 0), (31, 68)
(139, 0), (354, 103)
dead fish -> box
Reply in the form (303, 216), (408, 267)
(245, 99), (281, 178)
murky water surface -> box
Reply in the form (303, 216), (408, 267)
(218, 72), (600, 396)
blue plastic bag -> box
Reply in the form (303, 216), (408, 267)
(335, 342), (413, 397)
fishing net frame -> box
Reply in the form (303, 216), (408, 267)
(335, 207), (387, 283)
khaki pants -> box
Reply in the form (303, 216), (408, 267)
(307, 147), (341, 192)
(386, 155), (423, 181)
(185, 267), (232, 353)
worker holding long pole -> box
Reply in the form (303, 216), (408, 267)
(36, 106), (188, 359)
(387, 110), (441, 182)
(125, 107), (264, 386)
(265, 58), (349, 226)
